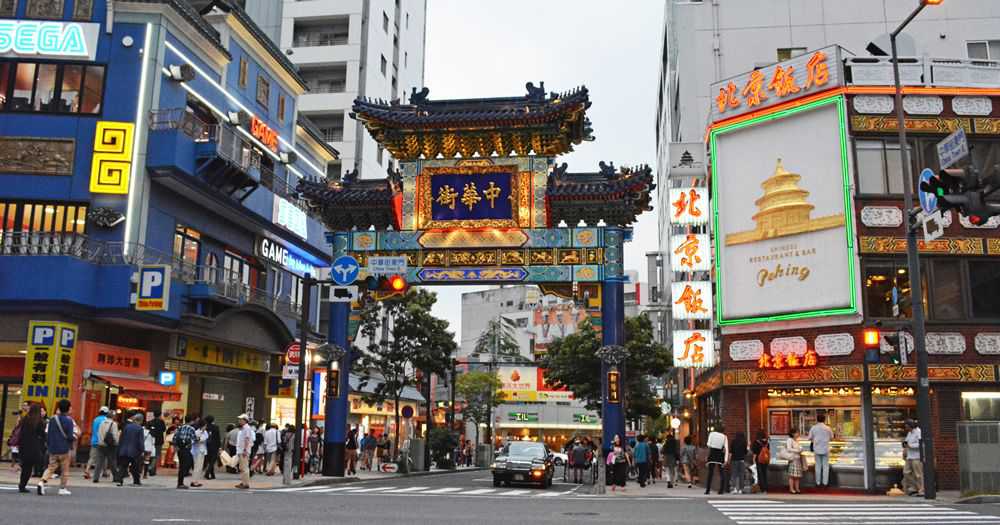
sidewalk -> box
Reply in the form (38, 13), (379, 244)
(0, 463), (483, 491)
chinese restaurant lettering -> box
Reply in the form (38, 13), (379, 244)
(709, 46), (842, 123)
(757, 348), (819, 370)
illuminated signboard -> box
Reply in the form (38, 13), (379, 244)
(415, 164), (533, 229)
(757, 348), (818, 370)
(273, 195), (308, 238)
(250, 117), (279, 153)
(671, 281), (712, 320)
(256, 236), (317, 276)
(0, 20), (100, 61)
(673, 329), (715, 368)
(670, 233), (711, 272)
(668, 187), (708, 226)
(709, 46), (843, 124)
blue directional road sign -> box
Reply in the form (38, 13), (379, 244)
(331, 255), (361, 286)
(919, 168), (938, 214)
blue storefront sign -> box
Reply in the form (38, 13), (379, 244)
(136, 265), (171, 311)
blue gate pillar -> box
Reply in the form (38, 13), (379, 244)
(323, 231), (353, 476)
(600, 278), (626, 452)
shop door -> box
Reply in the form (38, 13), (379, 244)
(201, 377), (244, 427)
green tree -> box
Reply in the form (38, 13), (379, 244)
(538, 315), (671, 420)
(474, 317), (523, 362)
(355, 289), (457, 454)
(428, 427), (459, 469)
(455, 370), (504, 448)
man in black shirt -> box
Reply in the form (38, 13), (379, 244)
(146, 411), (166, 476)
(203, 415), (221, 480)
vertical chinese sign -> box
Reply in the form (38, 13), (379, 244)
(24, 321), (78, 413)
(669, 185), (714, 368)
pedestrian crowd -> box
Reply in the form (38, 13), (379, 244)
(6, 398), (316, 494)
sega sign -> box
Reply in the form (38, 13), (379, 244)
(136, 265), (171, 311)
(0, 20), (100, 61)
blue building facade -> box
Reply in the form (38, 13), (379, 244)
(0, 0), (336, 435)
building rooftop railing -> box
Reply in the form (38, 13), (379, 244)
(0, 233), (300, 317)
(844, 56), (1000, 88)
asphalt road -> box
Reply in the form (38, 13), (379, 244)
(2, 470), (999, 525)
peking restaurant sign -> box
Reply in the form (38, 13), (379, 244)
(709, 45), (843, 124)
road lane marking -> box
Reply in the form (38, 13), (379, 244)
(382, 486), (430, 493)
(308, 486), (358, 493)
(459, 489), (498, 495)
(420, 487), (464, 494)
(342, 487), (394, 493)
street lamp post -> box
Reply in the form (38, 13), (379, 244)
(890, 0), (941, 500)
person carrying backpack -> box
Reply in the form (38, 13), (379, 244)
(751, 429), (771, 494)
(93, 408), (120, 483)
(172, 415), (197, 489)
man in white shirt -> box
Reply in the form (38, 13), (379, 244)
(263, 423), (280, 475)
(807, 414), (834, 488)
(902, 420), (923, 496)
(235, 414), (255, 489)
(704, 427), (729, 495)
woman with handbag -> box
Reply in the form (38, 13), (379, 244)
(784, 428), (803, 494)
(607, 434), (630, 492)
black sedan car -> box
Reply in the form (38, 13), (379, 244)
(491, 441), (555, 488)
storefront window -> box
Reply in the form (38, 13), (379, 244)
(34, 63), (57, 112)
(12, 63), (36, 111)
(969, 261), (1000, 318)
(59, 65), (83, 112)
(930, 259), (964, 320)
(173, 225), (201, 280)
(962, 392), (1000, 421)
(80, 65), (104, 114)
(0, 201), (86, 237)
(1, 62), (104, 114)
(0, 63), (9, 108)
(854, 140), (913, 194)
(864, 261), (931, 319)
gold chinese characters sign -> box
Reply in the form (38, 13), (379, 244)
(709, 46), (843, 124)
(415, 164), (533, 229)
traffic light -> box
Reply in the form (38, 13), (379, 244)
(363, 274), (409, 295)
(923, 165), (1000, 224)
(882, 332), (908, 365)
(862, 327), (880, 364)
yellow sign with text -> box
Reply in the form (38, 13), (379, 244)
(23, 321), (78, 413)
(171, 336), (270, 373)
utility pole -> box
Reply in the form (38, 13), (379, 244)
(423, 369), (432, 471)
(890, 0), (942, 499)
(293, 273), (312, 480)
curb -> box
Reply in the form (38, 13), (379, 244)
(293, 467), (487, 488)
(956, 495), (1000, 505)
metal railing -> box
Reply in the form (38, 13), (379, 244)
(303, 79), (346, 94)
(260, 165), (314, 217)
(0, 233), (301, 317)
(318, 127), (343, 142)
(293, 33), (348, 47)
(149, 108), (217, 142)
(845, 56), (1000, 88)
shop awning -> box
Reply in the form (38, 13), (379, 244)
(92, 374), (181, 402)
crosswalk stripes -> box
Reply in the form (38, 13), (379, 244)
(266, 484), (579, 498)
(710, 500), (1000, 525)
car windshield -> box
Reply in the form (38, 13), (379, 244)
(505, 442), (544, 458)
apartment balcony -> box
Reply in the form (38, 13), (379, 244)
(293, 33), (348, 47)
(148, 108), (260, 202)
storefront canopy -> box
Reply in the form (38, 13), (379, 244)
(91, 374), (182, 402)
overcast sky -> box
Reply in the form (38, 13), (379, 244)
(421, 0), (665, 337)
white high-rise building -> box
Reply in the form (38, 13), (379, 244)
(244, 0), (428, 180)
(656, 0), (1000, 257)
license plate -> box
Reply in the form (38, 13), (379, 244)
(514, 474), (524, 481)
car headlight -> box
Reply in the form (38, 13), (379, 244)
(492, 461), (507, 469)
